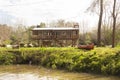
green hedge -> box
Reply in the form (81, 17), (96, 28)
(0, 47), (120, 75)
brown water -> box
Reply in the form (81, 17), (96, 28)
(0, 65), (119, 80)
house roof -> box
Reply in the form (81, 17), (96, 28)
(33, 27), (79, 30)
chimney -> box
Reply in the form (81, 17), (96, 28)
(74, 24), (79, 28)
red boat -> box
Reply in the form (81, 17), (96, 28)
(77, 43), (94, 50)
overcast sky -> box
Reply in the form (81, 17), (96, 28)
(0, 0), (98, 28)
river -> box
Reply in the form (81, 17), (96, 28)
(0, 65), (119, 80)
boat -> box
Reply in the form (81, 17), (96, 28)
(77, 43), (94, 50)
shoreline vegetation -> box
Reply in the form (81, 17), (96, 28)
(0, 47), (120, 76)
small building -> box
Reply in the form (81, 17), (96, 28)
(32, 26), (79, 47)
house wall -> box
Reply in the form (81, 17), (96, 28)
(32, 30), (79, 40)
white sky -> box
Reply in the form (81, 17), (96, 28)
(0, 0), (98, 28)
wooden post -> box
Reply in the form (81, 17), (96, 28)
(72, 40), (73, 47)
(37, 40), (40, 47)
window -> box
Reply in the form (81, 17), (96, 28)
(73, 31), (77, 35)
(55, 31), (60, 38)
(42, 31), (51, 36)
(43, 31), (48, 35)
(62, 31), (66, 35)
(33, 30), (38, 35)
(38, 31), (42, 36)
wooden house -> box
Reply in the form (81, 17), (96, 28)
(32, 27), (79, 47)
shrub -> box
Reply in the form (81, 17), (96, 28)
(0, 47), (120, 76)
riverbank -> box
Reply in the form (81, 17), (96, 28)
(0, 47), (120, 76)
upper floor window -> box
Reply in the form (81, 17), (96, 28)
(33, 30), (38, 35)
(62, 31), (66, 36)
(43, 31), (51, 36)
(73, 31), (78, 35)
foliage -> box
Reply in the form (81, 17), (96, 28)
(0, 47), (120, 76)
(0, 50), (16, 65)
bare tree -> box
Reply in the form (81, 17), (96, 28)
(87, 0), (104, 46)
(0, 24), (12, 44)
(97, 0), (103, 46)
(57, 19), (65, 27)
(112, 0), (117, 48)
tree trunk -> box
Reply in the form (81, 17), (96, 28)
(97, 0), (103, 46)
(112, 0), (116, 48)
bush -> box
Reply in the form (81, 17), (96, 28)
(0, 47), (120, 76)
(0, 51), (16, 65)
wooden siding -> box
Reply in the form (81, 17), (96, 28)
(32, 28), (79, 40)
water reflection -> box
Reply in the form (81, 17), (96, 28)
(0, 65), (119, 80)
(0, 73), (60, 80)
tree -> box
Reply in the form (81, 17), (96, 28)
(10, 25), (25, 44)
(65, 21), (77, 27)
(36, 22), (46, 28)
(57, 19), (65, 27)
(40, 22), (46, 28)
(112, 0), (117, 48)
(87, 0), (104, 46)
(97, 0), (103, 46)
(49, 20), (78, 28)
(0, 24), (12, 44)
